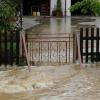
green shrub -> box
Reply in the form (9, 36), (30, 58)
(0, 0), (20, 30)
(70, 0), (100, 16)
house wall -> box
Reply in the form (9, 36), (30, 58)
(23, 0), (71, 16)
(50, 0), (57, 16)
(66, 0), (71, 16)
(50, 0), (71, 16)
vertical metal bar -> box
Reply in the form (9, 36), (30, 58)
(73, 33), (76, 63)
(95, 28), (99, 62)
(39, 42), (40, 63)
(66, 41), (67, 63)
(48, 42), (49, 63)
(21, 33), (24, 59)
(91, 28), (94, 62)
(10, 30), (13, 65)
(20, 32), (23, 57)
(96, 28), (99, 54)
(4, 30), (7, 65)
(25, 32), (28, 51)
(76, 33), (83, 67)
(21, 33), (31, 71)
(69, 34), (70, 63)
(0, 30), (1, 65)
(57, 42), (59, 63)
(80, 28), (83, 62)
(16, 30), (20, 65)
(59, 42), (60, 63)
(50, 42), (51, 63)
(86, 28), (89, 63)
(41, 42), (42, 63)
(28, 42), (29, 63)
(32, 42), (34, 65)
(27, 41), (32, 64)
(29, 42), (31, 64)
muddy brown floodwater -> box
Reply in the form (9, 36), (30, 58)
(0, 17), (100, 100)
(0, 64), (100, 100)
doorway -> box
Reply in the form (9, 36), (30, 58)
(23, 0), (50, 16)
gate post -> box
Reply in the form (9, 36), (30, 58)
(73, 31), (79, 63)
(21, 30), (31, 71)
(16, 30), (20, 65)
(73, 32), (77, 63)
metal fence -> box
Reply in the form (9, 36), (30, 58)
(25, 33), (75, 65)
(80, 27), (100, 63)
(0, 29), (20, 65)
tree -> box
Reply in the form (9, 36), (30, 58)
(0, 0), (20, 29)
(70, 0), (100, 16)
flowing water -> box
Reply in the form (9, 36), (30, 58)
(0, 17), (100, 100)
(26, 17), (97, 65)
(0, 64), (100, 100)
(27, 17), (96, 34)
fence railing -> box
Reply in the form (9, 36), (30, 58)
(1, 27), (100, 66)
(0, 29), (20, 65)
(80, 27), (100, 63)
(25, 33), (75, 65)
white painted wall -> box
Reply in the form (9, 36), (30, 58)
(61, 0), (71, 16)
(66, 0), (71, 16)
(61, 0), (65, 16)
(50, 0), (57, 16)
(50, 0), (71, 16)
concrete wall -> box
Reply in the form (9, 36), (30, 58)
(50, 0), (71, 16)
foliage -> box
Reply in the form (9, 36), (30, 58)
(96, 1), (100, 16)
(3, 0), (20, 10)
(70, 0), (100, 16)
(0, 0), (20, 29)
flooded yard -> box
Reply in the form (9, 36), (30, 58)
(0, 64), (100, 100)
(0, 17), (100, 100)
(27, 17), (97, 34)
(26, 17), (98, 65)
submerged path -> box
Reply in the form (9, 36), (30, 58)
(0, 17), (100, 100)
(0, 64), (100, 100)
